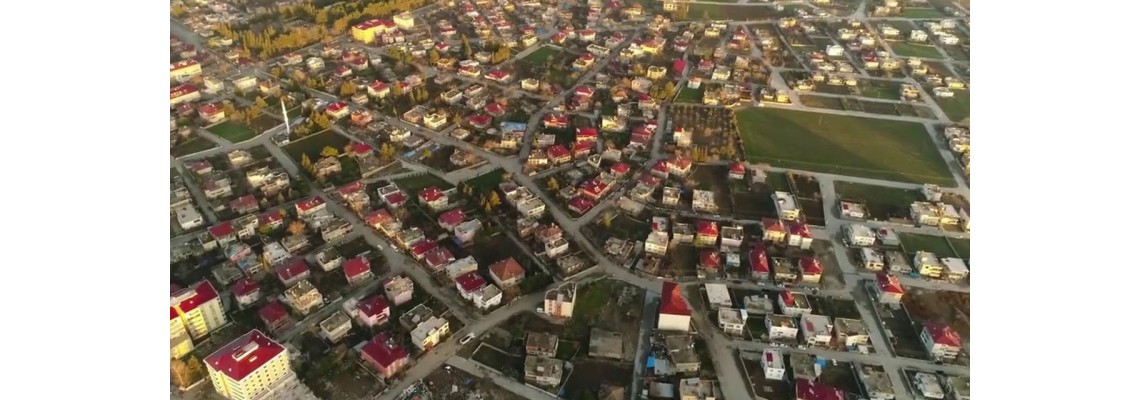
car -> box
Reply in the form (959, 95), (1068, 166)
(459, 332), (476, 345)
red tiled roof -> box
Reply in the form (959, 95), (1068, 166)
(730, 162), (746, 173)
(357, 295), (390, 317)
(489, 258), (525, 282)
(170, 84), (199, 99)
(338, 181), (365, 197)
(651, 160), (669, 172)
(205, 330), (286, 382)
(384, 192), (407, 206)
(232, 278), (259, 297)
(486, 69), (510, 80)
(789, 222), (813, 238)
(780, 291), (795, 306)
(799, 257), (822, 275)
(639, 173), (661, 187)
(258, 211), (284, 226)
(924, 323), (962, 348)
(750, 244), (769, 273)
(424, 247), (455, 269)
(199, 103), (222, 115)
(171, 280), (220, 317)
(485, 103), (505, 114)
(696, 220), (719, 237)
(576, 127), (598, 139)
(568, 196), (595, 213)
(277, 259), (309, 282)
(611, 162), (630, 174)
(170, 60), (200, 71)
(438, 208), (466, 227)
(547, 144), (571, 159)
(795, 378), (844, 400)
(352, 142), (373, 155)
(365, 208), (394, 226)
(456, 271), (487, 293)
(259, 301), (289, 323)
(467, 114), (493, 127)
(419, 187), (445, 202)
(573, 141), (593, 154)
(230, 194), (258, 210)
(296, 196), (325, 212)
(762, 218), (786, 233)
(699, 250), (720, 268)
(344, 256), (372, 278)
(327, 101), (348, 112)
(659, 281), (690, 316)
(208, 221), (234, 238)
(361, 333), (408, 367)
(369, 80), (388, 91)
(410, 240), (438, 257)
(876, 273), (905, 294)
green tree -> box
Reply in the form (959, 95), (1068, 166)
(488, 191), (502, 208)
(300, 153), (313, 170)
(170, 356), (205, 389)
(254, 96), (269, 109)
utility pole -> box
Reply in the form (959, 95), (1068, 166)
(281, 98), (291, 137)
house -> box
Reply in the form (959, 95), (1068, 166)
(344, 256), (374, 286)
(749, 244), (770, 281)
(773, 191), (801, 220)
(875, 272), (906, 304)
(796, 379), (845, 400)
(262, 242), (291, 266)
(762, 349), (785, 380)
(860, 248), (886, 271)
(909, 30), (928, 42)
(410, 316), (450, 350)
(706, 283), (732, 309)
(295, 196), (326, 218)
(259, 301), (295, 336)
(800, 314), (833, 346)
(728, 162), (746, 180)
(526, 332), (559, 357)
(767, 314), (799, 341)
(914, 251), (943, 278)
(921, 323), (962, 360)
(524, 356), (564, 387)
(231, 278), (261, 308)
(692, 190), (718, 213)
(284, 279), (323, 315)
(487, 257), (526, 288)
(319, 311), (352, 343)
(474, 284), (503, 310)
(568, 196), (596, 214)
(763, 218), (787, 242)
(679, 378), (720, 400)
(673, 222), (695, 244)
(833, 318), (870, 348)
(544, 282), (577, 319)
(942, 257), (969, 282)
(454, 220), (482, 244)
(912, 372), (946, 399)
(778, 290), (813, 316)
(787, 222), (814, 250)
(946, 376), (970, 400)
(418, 187), (448, 211)
(588, 328), (623, 359)
(799, 257), (823, 284)
(718, 307), (748, 336)
(445, 256), (479, 280)
(170, 84), (201, 106)
(521, 78), (540, 91)
(547, 144), (572, 164)
(695, 220), (719, 247)
(645, 231), (669, 256)
(658, 282), (691, 331)
(910, 202), (942, 226)
(664, 335), (701, 373)
(276, 259), (311, 287)
(455, 271), (488, 301)
(662, 186), (681, 206)
(361, 333), (410, 378)
(356, 295), (391, 328)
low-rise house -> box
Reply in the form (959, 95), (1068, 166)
(664, 335), (701, 373)
(787, 222), (814, 250)
(767, 314), (799, 341)
(762, 349), (785, 380)
(695, 220), (719, 247)
(763, 218), (787, 242)
(750, 244), (770, 281)
(941, 257), (969, 282)
(384, 275), (414, 306)
(946, 376), (970, 400)
(778, 291), (813, 316)
(588, 328), (623, 359)
(411, 316), (450, 350)
(418, 187), (448, 211)
(860, 248), (886, 271)
(912, 372), (945, 399)
(489, 258), (526, 288)
(773, 191), (801, 220)
(799, 257), (823, 284)
(455, 271), (488, 301)
(833, 318), (870, 348)
(800, 314), (833, 346)
(445, 256), (478, 280)
(474, 284), (503, 310)
(276, 259), (311, 287)
(524, 356), (564, 387)
(921, 323), (962, 360)
(361, 333), (410, 379)
(910, 202), (942, 226)
(914, 251), (942, 278)
(526, 332), (559, 357)
(231, 278), (261, 308)
(844, 224), (876, 247)
(718, 307), (748, 336)
(344, 256), (374, 286)
(679, 378), (720, 400)
(356, 295), (391, 328)
(874, 272), (906, 304)
(858, 367), (896, 400)
(259, 301), (295, 336)
(319, 311), (352, 343)
(284, 279), (323, 315)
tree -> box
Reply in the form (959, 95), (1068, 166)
(321, 146), (339, 158)
(547, 177), (560, 191)
(488, 191), (502, 208)
(339, 82), (357, 97)
(171, 356), (205, 389)
(461, 34), (472, 59)
(255, 96), (269, 109)
(602, 213), (613, 228)
(392, 82), (404, 97)
(428, 49), (440, 64)
(287, 220), (307, 236)
(422, 148), (433, 159)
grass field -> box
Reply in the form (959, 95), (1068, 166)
(171, 137), (217, 157)
(281, 130), (351, 163)
(858, 80), (904, 100)
(685, 4), (788, 21)
(947, 238), (970, 259)
(208, 121), (258, 143)
(799, 95), (845, 110)
(898, 233), (956, 258)
(935, 90), (970, 122)
(676, 86), (704, 103)
(522, 46), (560, 65)
(833, 181), (922, 220)
(890, 42), (944, 59)
(394, 173), (454, 194)
(900, 7), (947, 18)
(465, 168), (506, 192)
(735, 108), (955, 185)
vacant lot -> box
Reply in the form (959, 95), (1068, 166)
(809, 296), (861, 319)
(878, 305), (929, 360)
(901, 7), (947, 18)
(833, 181), (922, 221)
(947, 238), (970, 259)
(902, 288), (969, 342)
(935, 90), (970, 123)
(890, 42), (943, 59)
(676, 86), (704, 103)
(564, 279), (645, 360)
(685, 4), (788, 21)
(465, 168), (506, 193)
(562, 360), (632, 400)
(898, 233), (956, 258)
(471, 344), (525, 378)
(423, 364), (527, 400)
(741, 352), (795, 400)
(208, 120), (258, 143)
(799, 94), (845, 111)
(818, 361), (861, 395)
(282, 130), (351, 163)
(394, 173), (454, 194)
(521, 45), (561, 65)
(171, 136), (217, 157)
(857, 80), (904, 100)
(735, 108), (955, 185)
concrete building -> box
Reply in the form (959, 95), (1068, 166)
(524, 356), (564, 387)
(767, 314), (799, 341)
(589, 328), (623, 360)
(171, 280), (227, 341)
(658, 281), (692, 331)
(762, 349), (785, 380)
(800, 314), (833, 346)
(874, 272), (906, 304)
(921, 323), (962, 361)
(773, 191), (801, 220)
(544, 282), (577, 319)
(384, 275), (415, 306)
(778, 291), (813, 316)
(912, 372), (946, 399)
(410, 316), (449, 350)
(526, 332), (560, 357)
(205, 330), (298, 400)
(718, 307), (748, 336)
(705, 283), (732, 308)
(361, 333), (410, 379)
(319, 311), (352, 343)
(833, 318), (870, 348)
(844, 224), (876, 247)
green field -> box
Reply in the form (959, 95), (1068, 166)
(935, 90), (970, 122)
(685, 4), (788, 21)
(901, 7), (947, 18)
(833, 181), (923, 220)
(465, 168), (506, 192)
(890, 42), (943, 59)
(171, 137), (217, 157)
(208, 121), (258, 143)
(281, 130), (351, 163)
(394, 173), (454, 193)
(857, 80), (905, 100)
(799, 95), (845, 111)
(899, 233), (956, 258)
(735, 108), (955, 185)
(947, 237), (970, 259)
(675, 86), (704, 103)
(522, 46), (561, 65)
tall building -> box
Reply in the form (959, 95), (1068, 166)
(171, 281), (227, 341)
(205, 330), (298, 400)
(544, 282), (577, 319)
(171, 309), (194, 359)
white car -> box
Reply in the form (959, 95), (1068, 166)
(459, 332), (476, 345)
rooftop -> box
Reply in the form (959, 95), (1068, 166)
(660, 281), (691, 316)
(527, 332), (559, 353)
(489, 257), (525, 282)
(204, 330), (286, 382)
(171, 280), (220, 318)
(361, 333), (408, 368)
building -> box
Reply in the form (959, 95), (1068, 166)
(844, 224), (876, 247)
(912, 372), (946, 399)
(170, 84), (201, 106)
(695, 220), (719, 247)
(800, 314), (833, 346)
(276, 259), (311, 287)
(645, 231), (669, 256)
(763, 218), (787, 242)
(833, 318), (870, 348)
(914, 251), (943, 278)
(344, 256), (374, 286)
(384, 275), (414, 306)
(941, 257), (970, 282)
(544, 282), (577, 319)
(946, 376), (970, 400)
(526, 332), (560, 357)
(445, 256), (479, 280)
(706, 283), (732, 308)
(361, 333), (410, 379)
(524, 356), (564, 387)
(875, 272), (906, 304)
(796, 378), (845, 400)
(860, 248), (886, 271)
(799, 257), (823, 284)
(455, 271), (488, 301)
(352, 19), (398, 44)
(767, 314), (799, 341)
(658, 282), (692, 331)
(679, 378), (720, 400)
(921, 323), (962, 360)
(773, 191), (801, 220)
(910, 202), (942, 226)
(778, 291), (813, 316)
(787, 222), (814, 250)
(718, 307), (748, 336)
(664, 335), (701, 373)
(418, 187), (449, 211)
(474, 284), (503, 310)
(231, 278), (261, 308)
(858, 367), (896, 400)
(284, 279), (323, 315)
(356, 295), (391, 328)
(259, 301), (295, 336)
(171, 281), (227, 341)
(205, 330), (298, 400)
(410, 316), (450, 350)
(489, 257), (526, 288)
(171, 310), (195, 359)
(588, 328), (623, 359)
(319, 311), (352, 343)
(762, 349), (785, 380)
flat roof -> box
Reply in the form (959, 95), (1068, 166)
(718, 307), (746, 325)
(705, 283), (732, 307)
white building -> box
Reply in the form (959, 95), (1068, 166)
(544, 282), (577, 318)
(767, 314), (799, 341)
(174, 204), (204, 230)
(474, 284), (503, 310)
(772, 191), (801, 220)
(645, 231), (670, 256)
(761, 349), (785, 380)
(941, 257), (969, 282)
(826, 45), (844, 56)
(384, 275), (415, 306)
(658, 282), (692, 331)
(445, 256), (479, 279)
(718, 308), (747, 336)
(410, 316), (450, 351)
(319, 311), (352, 343)
(205, 330), (299, 400)
(800, 314), (833, 346)
(912, 372), (946, 399)
(705, 283), (732, 308)
(844, 224), (877, 247)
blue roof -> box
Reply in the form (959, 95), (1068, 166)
(500, 122), (528, 133)
(647, 356), (656, 369)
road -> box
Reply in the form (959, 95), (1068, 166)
(446, 356), (559, 400)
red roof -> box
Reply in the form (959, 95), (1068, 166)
(419, 187), (445, 203)
(259, 301), (289, 324)
(232, 278), (259, 297)
(277, 259), (310, 281)
(361, 333), (408, 368)
(789, 222), (813, 238)
(170, 60), (200, 71)
(639, 173), (661, 187)
(344, 256), (372, 278)
(384, 192), (407, 206)
(171, 280), (220, 317)
(258, 211), (284, 226)
(547, 144), (571, 159)
(296, 196), (325, 212)
(357, 295), (390, 318)
(574, 86), (595, 97)
(611, 162), (630, 174)
(205, 330), (286, 382)
(699, 250), (720, 268)
(230, 194), (258, 210)
(651, 160), (669, 173)
(199, 103), (222, 116)
(424, 247), (455, 269)
(876, 273), (905, 294)
(696, 220), (719, 237)
(327, 101), (348, 112)
(568, 196), (596, 213)
(659, 281), (690, 316)
(750, 244), (769, 273)
(338, 181), (365, 197)
(576, 128), (598, 139)
(456, 271), (487, 293)
(369, 80), (388, 91)
(486, 69), (510, 80)
(489, 258), (525, 282)
(923, 323), (962, 348)
(799, 257), (823, 275)
(730, 162), (746, 174)
(438, 208), (466, 227)
(352, 142), (373, 155)
(365, 208), (394, 226)
(573, 140), (593, 154)
(485, 103), (505, 114)
(672, 59), (687, 74)
(208, 221), (235, 238)
(467, 114), (493, 127)
(410, 240), (439, 257)
(780, 291), (795, 306)
(795, 378), (844, 400)
(170, 84), (199, 99)
(762, 218), (786, 233)
(544, 114), (568, 125)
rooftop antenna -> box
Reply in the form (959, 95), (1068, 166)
(281, 98), (290, 136)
